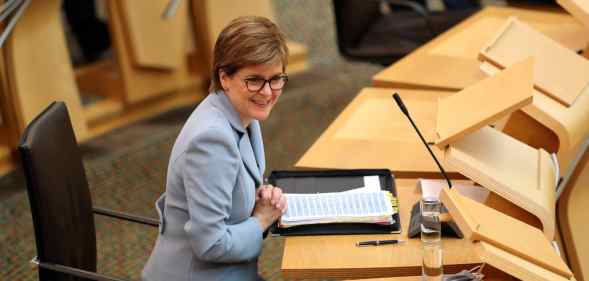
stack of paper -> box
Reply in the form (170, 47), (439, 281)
(279, 190), (396, 228)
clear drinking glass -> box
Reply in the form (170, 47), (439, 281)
(421, 197), (443, 281)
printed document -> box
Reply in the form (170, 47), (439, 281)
(280, 190), (395, 227)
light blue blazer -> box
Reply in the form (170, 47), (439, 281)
(142, 91), (266, 281)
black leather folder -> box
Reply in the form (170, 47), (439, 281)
(268, 169), (401, 236)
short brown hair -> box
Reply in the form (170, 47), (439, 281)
(209, 16), (289, 92)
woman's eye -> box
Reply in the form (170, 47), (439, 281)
(248, 79), (264, 85)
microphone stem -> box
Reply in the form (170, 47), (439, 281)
(406, 113), (453, 189)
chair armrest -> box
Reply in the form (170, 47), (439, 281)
(93, 207), (159, 227)
(31, 257), (133, 281)
(384, 0), (435, 36)
(384, 0), (429, 17)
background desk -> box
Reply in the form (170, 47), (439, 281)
(372, 6), (589, 91)
(281, 179), (479, 280)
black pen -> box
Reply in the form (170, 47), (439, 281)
(356, 239), (405, 247)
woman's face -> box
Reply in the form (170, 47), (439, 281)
(220, 62), (285, 127)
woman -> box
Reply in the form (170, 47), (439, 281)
(142, 16), (289, 281)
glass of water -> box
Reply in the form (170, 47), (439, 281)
(421, 197), (443, 281)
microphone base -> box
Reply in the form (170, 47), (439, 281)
(407, 201), (463, 238)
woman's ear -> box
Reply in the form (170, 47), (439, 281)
(219, 69), (229, 91)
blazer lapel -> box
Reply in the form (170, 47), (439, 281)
(239, 133), (262, 186)
(248, 121), (266, 177)
(211, 90), (264, 186)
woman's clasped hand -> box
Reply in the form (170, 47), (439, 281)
(253, 185), (288, 230)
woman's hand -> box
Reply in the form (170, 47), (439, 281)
(252, 184), (288, 230)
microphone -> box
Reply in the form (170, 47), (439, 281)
(392, 93), (452, 189)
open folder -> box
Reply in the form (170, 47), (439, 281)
(268, 169), (401, 236)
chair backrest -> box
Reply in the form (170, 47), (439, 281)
(332, 0), (383, 60)
(332, 0), (478, 65)
(18, 102), (97, 281)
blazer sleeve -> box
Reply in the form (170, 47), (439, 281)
(181, 125), (264, 263)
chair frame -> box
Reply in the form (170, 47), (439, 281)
(19, 101), (159, 281)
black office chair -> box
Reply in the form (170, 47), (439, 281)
(18, 101), (159, 281)
(332, 0), (479, 65)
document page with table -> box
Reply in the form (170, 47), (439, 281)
(280, 190), (396, 227)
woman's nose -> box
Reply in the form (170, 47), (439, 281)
(259, 82), (273, 96)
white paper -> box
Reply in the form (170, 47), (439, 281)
(363, 175), (381, 191)
(282, 191), (394, 223)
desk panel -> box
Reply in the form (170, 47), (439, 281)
(281, 179), (480, 279)
(296, 88), (460, 178)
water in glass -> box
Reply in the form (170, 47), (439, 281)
(421, 198), (442, 281)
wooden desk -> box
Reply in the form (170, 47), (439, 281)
(371, 5), (589, 183)
(281, 179), (480, 280)
(295, 88), (462, 179)
(372, 6), (589, 91)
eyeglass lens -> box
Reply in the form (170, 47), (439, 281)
(245, 75), (287, 91)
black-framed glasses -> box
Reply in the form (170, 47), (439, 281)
(243, 74), (288, 92)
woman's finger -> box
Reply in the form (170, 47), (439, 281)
(258, 185), (273, 201)
(278, 195), (288, 213)
(270, 187), (282, 205)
